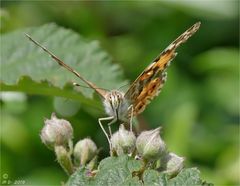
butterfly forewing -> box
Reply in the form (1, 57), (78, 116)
(124, 22), (201, 116)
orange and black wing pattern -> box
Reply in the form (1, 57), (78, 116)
(124, 22), (201, 116)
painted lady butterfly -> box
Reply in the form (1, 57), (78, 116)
(26, 22), (200, 150)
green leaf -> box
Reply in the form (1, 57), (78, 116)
(66, 167), (92, 186)
(94, 155), (142, 186)
(67, 155), (142, 186)
(168, 168), (202, 186)
(67, 156), (210, 186)
(143, 170), (168, 186)
(120, 176), (142, 186)
(143, 168), (207, 186)
(1, 23), (128, 103)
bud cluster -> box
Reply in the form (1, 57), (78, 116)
(40, 113), (98, 175)
(40, 113), (184, 178)
(110, 125), (184, 176)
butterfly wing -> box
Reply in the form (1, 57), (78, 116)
(124, 22), (201, 116)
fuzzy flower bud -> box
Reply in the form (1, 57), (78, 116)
(161, 152), (185, 177)
(40, 113), (73, 150)
(136, 127), (166, 161)
(111, 124), (136, 155)
(74, 138), (97, 166)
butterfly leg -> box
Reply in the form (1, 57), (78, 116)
(98, 116), (115, 151)
(128, 105), (134, 132)
(107, 118), (117, 139)
(107, 118), (117, 156)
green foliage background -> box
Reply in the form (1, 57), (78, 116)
(0, 1), (239, 185)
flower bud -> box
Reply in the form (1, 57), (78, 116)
(136, 127), (166, 161)
(40, 113), (73, 150)
(111, 124), (136, 155)
(160, 152), (185, 177)
(73, 138), (97, 166)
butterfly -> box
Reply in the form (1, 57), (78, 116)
(25, 22), (200, 151)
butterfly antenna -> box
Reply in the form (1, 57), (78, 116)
(25, 33), (107, 98)
(73, 82), (109, 91)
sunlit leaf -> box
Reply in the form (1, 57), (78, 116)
(1, 23), (128, 103)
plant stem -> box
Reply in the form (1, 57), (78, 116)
(55, 145), (74, 175)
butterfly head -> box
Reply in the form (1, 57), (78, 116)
(103, 90), (129, 121)
(106, 90), (124, 110)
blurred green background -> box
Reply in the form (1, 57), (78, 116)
(0, 1), (239, 185)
